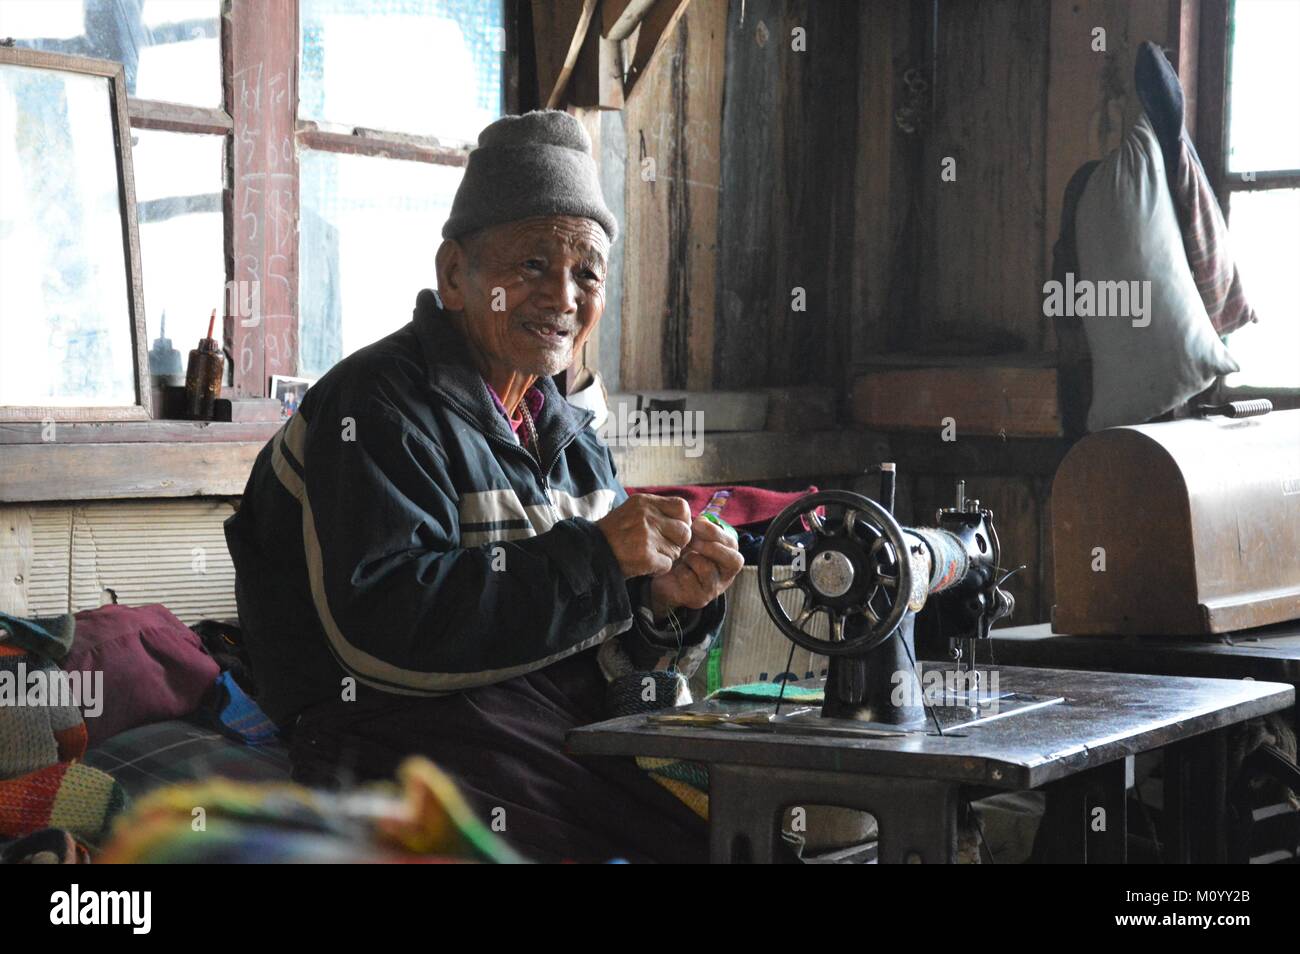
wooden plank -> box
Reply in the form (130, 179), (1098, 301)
(851, 367), (1063, 437)
(762, 385), (837, 432)
(1043, 0), (1179, 347)
(852, 0), (924, 362)
(0, 421), (281, 444)
(0, 443), (263, 503)
(611, 429), (890, 487)
(605, 390), (769, 434)
(1170, 0), (1201, 141)
(0, 507), (37, 616)
(227, 0), (299, 397)
(714, 0), (861, 390)
(913, 0), (1050, 354)
(620, 0), (725, 390)
(1195, 0), (1230, 202)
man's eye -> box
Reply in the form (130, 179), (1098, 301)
(578, 268), (603, 284)
(522, 259), (545, 272)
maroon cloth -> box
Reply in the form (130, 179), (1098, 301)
(65, 604), (219, 747)
(287, 649), (707, 863)
(626, 484), (817, 530)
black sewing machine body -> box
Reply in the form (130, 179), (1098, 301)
(746, 469), (1055, 733)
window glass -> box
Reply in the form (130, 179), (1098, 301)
(0, 63), (136, 407)
(0, 1), (222, 107)
(1225, 189), (1300, 387)
(1226, 0), (1300, 173)
(299, 0), (505, 143)
(298, 149), (463, 378)
(130, 128), (225, 383)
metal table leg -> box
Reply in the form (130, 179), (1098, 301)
(1163, 727), (1229, 863)
(708, 764), (959, 863)
(1031, 758), (1128, 863)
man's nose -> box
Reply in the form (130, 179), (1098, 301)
(533, 267), (579, 315)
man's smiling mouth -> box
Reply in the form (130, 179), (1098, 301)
(520, 320), (572, 342)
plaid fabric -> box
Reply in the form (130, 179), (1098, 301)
(82, 718), (292, 801)
(1172, 138), (1258, 336)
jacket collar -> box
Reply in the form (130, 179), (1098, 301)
(410, 289), (594, 459)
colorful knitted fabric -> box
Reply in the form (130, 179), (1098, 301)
(0, 762), (127, 844)
(0, 643), (87, 778)
(98, 755), (525, 864)
(0, 613), (128, 845)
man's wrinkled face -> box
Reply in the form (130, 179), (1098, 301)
(440, 215), (609, 378)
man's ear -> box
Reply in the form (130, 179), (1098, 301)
(435, 239), (468, 311)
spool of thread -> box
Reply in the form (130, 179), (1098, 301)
(184, 309), (225, 420)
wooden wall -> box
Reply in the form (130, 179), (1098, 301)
(598, 0), (1193, 622)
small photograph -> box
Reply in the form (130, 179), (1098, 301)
(270, 375), (314, 417)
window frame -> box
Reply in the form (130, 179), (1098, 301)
(1196, 0), (1300, 406)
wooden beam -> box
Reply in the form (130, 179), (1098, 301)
(127, 99), (234, 134)
(0, 443), (265, 503)
(603, 0), (657, 40)
(296, 127), (469, 165)
(532, 0), (599, 108)
(1195, 0), (1230, 202)
(623, 0), (693, 99)
(226, 0), (299, 397)
(852, 366), (1063, 438)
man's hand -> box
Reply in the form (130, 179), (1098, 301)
(595, 494), (693, 578)
(647, 515), (744, 617)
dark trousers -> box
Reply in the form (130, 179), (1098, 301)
(287, 649), (708, 864)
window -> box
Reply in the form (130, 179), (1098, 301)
(0, 0), (222, 106)
(1, 0), (513, 405)
(1, 0), (229, 391)
(296, 0), (507, 378)
(1217, 0), (1300, 389)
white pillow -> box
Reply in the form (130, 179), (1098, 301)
(1073, 113), (1238, 430)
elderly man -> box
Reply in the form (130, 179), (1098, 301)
(225, 110), (742, 863)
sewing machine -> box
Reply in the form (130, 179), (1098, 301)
(657, 466), (1060, 734)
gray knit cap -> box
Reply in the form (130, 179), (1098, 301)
(442, 110), (618, 242)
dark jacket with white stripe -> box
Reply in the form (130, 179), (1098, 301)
(225, 291), (722, 728)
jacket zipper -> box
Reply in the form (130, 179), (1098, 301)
(520, 402), (564, 528)
(442, 396), (588, 530)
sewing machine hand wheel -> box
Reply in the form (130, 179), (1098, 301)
(757, 490), (913, 656)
